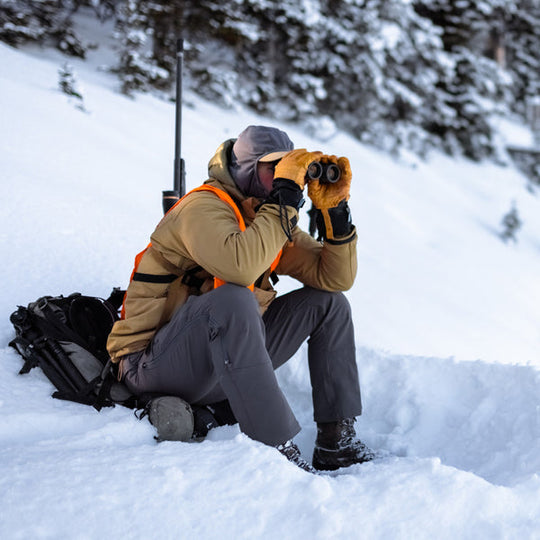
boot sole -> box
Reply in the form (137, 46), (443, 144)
(312, 448), (375, 471)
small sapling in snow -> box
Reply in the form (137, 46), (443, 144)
(58, 62), (87, 111)
(500, 202), (523, 243)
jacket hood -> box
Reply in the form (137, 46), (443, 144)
(226, 125), (294, 199)
(207, 139), (246, 201)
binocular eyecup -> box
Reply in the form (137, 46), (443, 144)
(306, 161), (341, 184)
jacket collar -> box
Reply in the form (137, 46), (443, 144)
(206, 139), (244, 200)
(205, 139), (261, 224)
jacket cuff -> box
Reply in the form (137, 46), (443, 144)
(325, 226), (356, 245)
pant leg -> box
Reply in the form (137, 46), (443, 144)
(263, 287), (362, 423)
(122, 284), (300, 446)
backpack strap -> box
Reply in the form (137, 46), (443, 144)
(52, 359), (116, 411)
(106, 287), (126, 312)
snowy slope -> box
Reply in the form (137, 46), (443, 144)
(1, 26), (540, 540)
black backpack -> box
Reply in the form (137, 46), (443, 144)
(9, 288), (136, 411)
(9, 288), (237, 438)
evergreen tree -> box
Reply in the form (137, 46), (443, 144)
(413, 0), (512, 159)
(143, 1), (181, 77)
(113, 0), (168, 96)
(236, 0), (323, 120)
(311, 0), (375, 137)
(58, 62), (83, 100)
(504, 1), (540, 118)
(9, 0), (527, 162)
(0, 0), (48, 46)
(58, 62), (87, 111)
(0, 0), (86, 57)
(413, 0), (507, 53)
(349, 0), (453, 156)
(500, 202), (522, 243)
(436, 50), (511, 160)
(304, 0), (454, 156)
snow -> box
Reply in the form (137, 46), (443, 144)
(1, 21), (540, 539)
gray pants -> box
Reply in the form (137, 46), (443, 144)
(121, 284), (362, 446)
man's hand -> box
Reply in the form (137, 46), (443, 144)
(307, 156), (354, 242)
(274, 149), (323, 190)
(307, 155), (352, 209)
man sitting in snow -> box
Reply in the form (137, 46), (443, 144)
(107, 125), (374, 472)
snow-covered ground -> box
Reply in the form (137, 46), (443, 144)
(1, 17), (540, 539)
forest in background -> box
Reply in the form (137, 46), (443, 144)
(1, 0), (539, 161)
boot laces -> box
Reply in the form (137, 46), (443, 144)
(277, 440), (316, 473)
(338, 418), (357, 447)
(337, 419), (375, 460)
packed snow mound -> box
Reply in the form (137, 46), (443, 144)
(1, 25), (540, 540)
(358, 349), (540, 487)
(2, 345), (540, 539)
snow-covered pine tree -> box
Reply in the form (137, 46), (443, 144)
(0, 0), (86, 57)
(237, 0), (324, 120)
(309, 0), (453, 157)
(58, 62), (83, 100)
(138, 0), (323, 117)
(108, 0), (518, 160)
(143, 0), (181, 78)
(413, 0), (512, 159)
(58, 61), (87, 111)
(0, 0), (47, 46)
(311, 0), (375, 138)
(113, 0), (168, 96)
(181, 0), (249, 108)
(142, 0), (247, 102)
(504, 0), (540, 118)
(500, 202), (522, 243)
(347, 0), (453, 157)
(441, 49), (512, 160)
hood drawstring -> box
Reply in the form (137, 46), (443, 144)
(278, 199), (294, 243)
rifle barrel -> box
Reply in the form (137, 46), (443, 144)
(174, 38), (185, 198)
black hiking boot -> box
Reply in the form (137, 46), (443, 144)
(312, 418), (375, 471)
(277, 440), (317, 473)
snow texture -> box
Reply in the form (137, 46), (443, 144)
(1, 22), (540, 540)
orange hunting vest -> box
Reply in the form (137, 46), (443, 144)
(122, 185), (282, 318)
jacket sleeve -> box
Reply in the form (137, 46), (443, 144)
(151, 191), (297, 287)
(276, 227), (357, 291)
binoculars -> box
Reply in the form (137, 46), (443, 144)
(306, 161), (341, 184)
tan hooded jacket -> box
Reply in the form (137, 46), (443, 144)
(106, 139), (357, 361)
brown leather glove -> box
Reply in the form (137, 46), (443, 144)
(274, 149), (323, 190)
(307, 155), (352, 209)
(307, 156), (354, 242)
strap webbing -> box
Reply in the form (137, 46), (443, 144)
(132, 272), (178, 284)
